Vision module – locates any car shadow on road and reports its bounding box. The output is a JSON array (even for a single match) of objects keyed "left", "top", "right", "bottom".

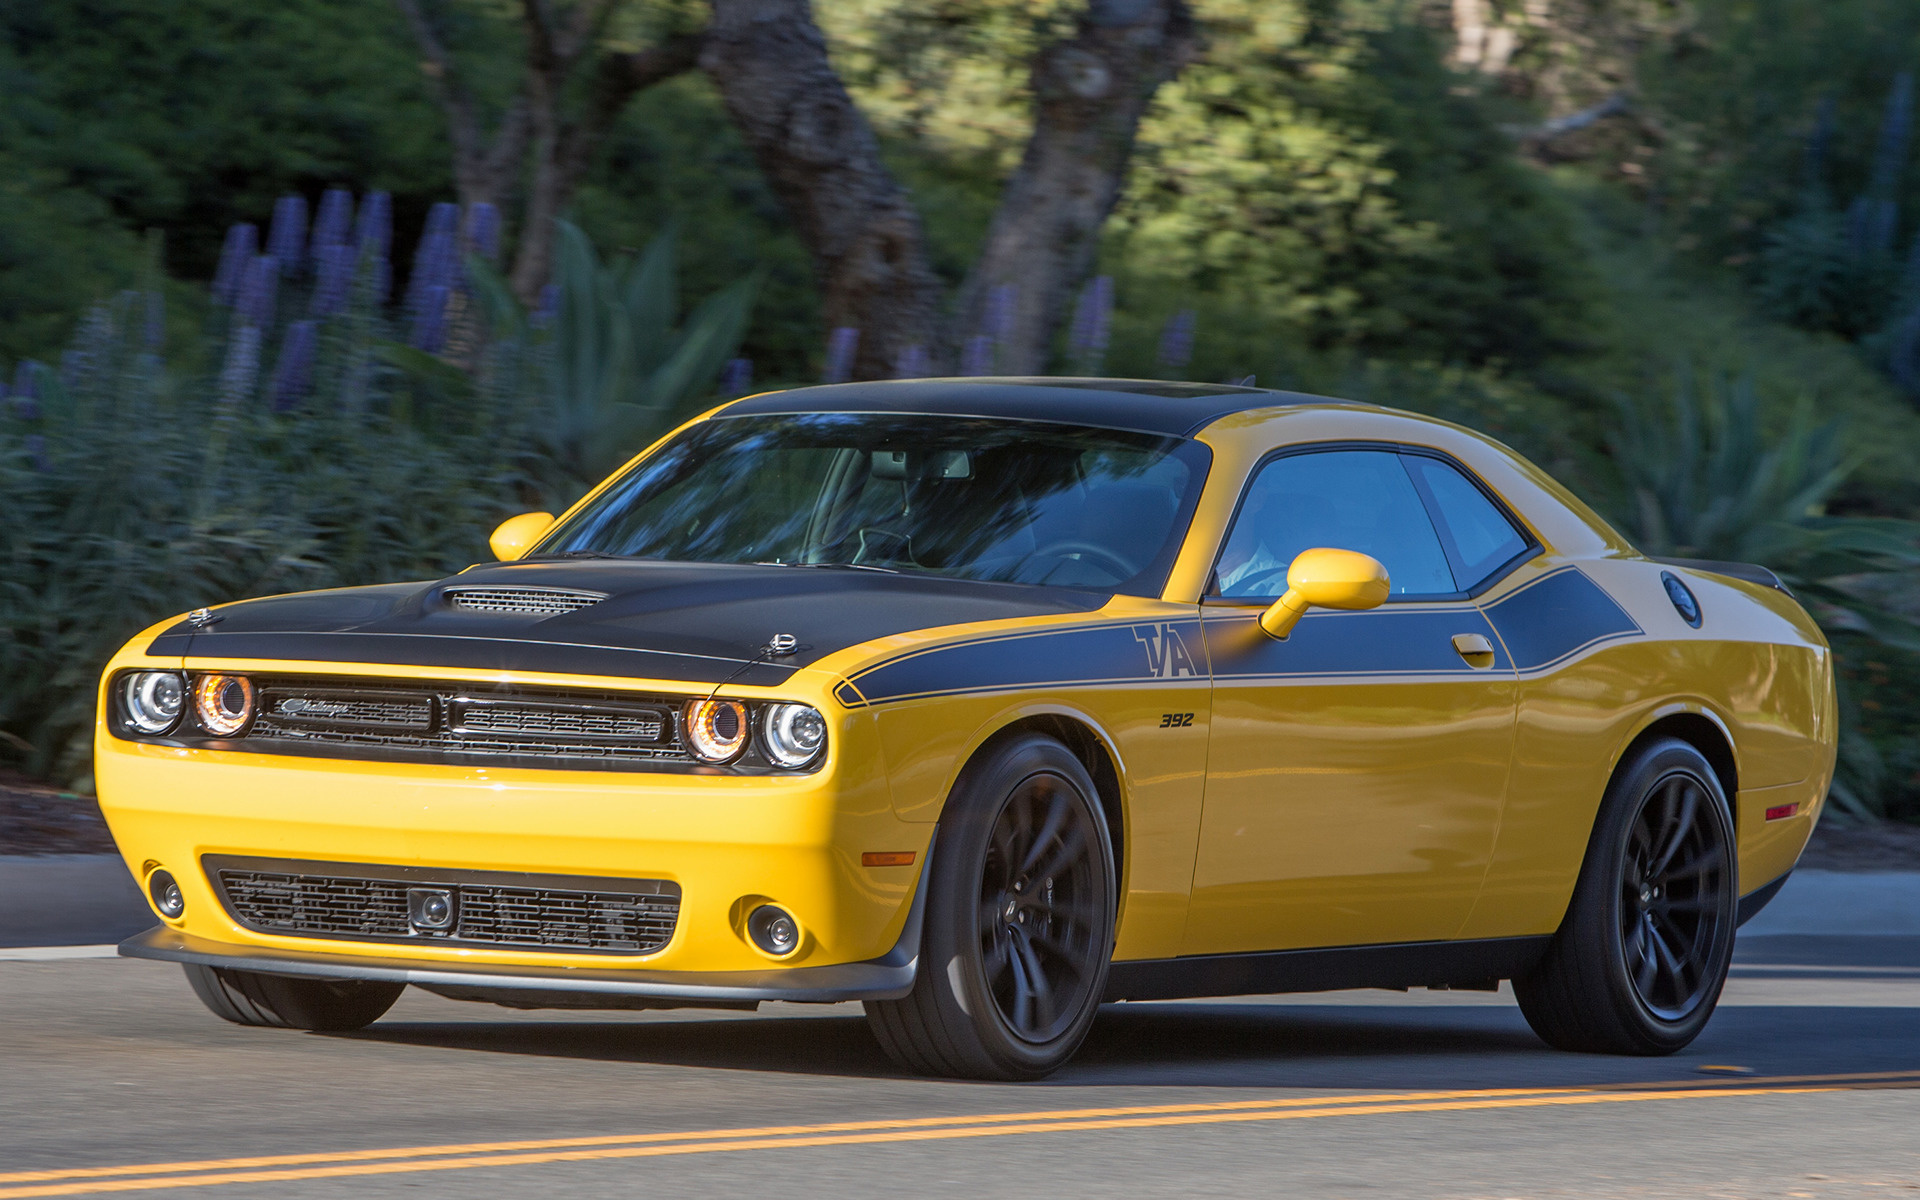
[{"left": 336, "top": 991, "right": 1920, "bottom": 1090}]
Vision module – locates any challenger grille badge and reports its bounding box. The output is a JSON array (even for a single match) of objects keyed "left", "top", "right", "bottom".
[{"left": 185, "top": 608, "right": 222, "bottom": 628}]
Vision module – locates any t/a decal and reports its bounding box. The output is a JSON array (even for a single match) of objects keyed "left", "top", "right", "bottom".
[{"left": 1133, "top": 623, "right": 1199, "bottom": 679}]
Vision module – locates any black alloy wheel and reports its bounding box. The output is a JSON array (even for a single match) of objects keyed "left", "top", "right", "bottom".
[
  {"left": 979, "top": 770, "right": 1108, "bottom": 1044},
  {"left": 1619, "top": 769, "right": 1730, "bottom": 1021},
  {"left": 866, "top": 733, "right": 1115, "bottom": 1080},
  {"left": 1515, "top": 737, "right": 1737, "bottom": 1055}
]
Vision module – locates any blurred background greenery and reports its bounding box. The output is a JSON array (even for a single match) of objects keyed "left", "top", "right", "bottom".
[{"left": 3, "top": 0, "right": 1919, "bottom": 822}]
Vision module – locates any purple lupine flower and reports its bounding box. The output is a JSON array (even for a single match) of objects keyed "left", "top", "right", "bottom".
[
  {"left": 310, "top": 188, "right": 354, "bottom": 260},
  {"left": 960, "top": 335, "right": 993, "bottom": 376},
  {"left": 465, "top": 202, "right": 501, "bottom": 263},
  {"left": 212, "top": 224, "right": 259, "bottom": 305},
  {"left": 218, "top": 324, "right": 263, "bottom": 407},
  {"left": 24, "top": 433, "right": 48, "bottom": 473},
  {"left": 356, "top": 191, "right": 392, "bottom": 257},
  {"left": 1157, "top": 309, "right": 1196, "bottom": 373},
  {"left": 1870, "top": 72, "right": 1915, "bottom": 200},
  {"left": 823, "top": 327, "right": 860, "bottom": 383},
  {"left": 236, "top": 255, "right": 280, "bottom": 329},
  {"left": 267, "top": 195, "right": 309, "bottom": 275},
  {"left": 271, "top": 321, "right": 319, "bottom": 412},
  {"left": 310, "top": 243, "right": 355, "bottom": 317},
  {"left": 893, "top": 344, "right": 930, "bottom": 379},
  {"left": 412, "top": 284, "right": 451, "bottom": 352},
  {"left": 406, "top": 204, "right": 460, "bottom": 316},
  {"left": 985, "top": 284, "right": 1017, "bottom": 345},
  {"left": 1068, "top": 275, "right": 1114, "bottom": 372},
  {"left": 720, "top": 357, "right": 753, "bottom": 395},
  {"left": 10, "top": 360, "right": 39, "bottom": 421},
  {"left": 531, "top": 283, "right": 561, "bottom": 330},
  {"left": 144, "top": 288, "right": 166, "bottom": 350}
]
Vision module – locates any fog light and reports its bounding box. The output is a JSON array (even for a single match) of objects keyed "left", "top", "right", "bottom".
[
  {"left": 407, "top": 887, "right": 457, "bottom": 933},
  {"left": 148, "top": 869, "right": 185, "bottom": 919},
  {"left": 746, "top": 904, "right": 800, "bottom": 957}
]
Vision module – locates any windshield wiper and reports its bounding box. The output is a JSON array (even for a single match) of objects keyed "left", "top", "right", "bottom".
[
  {"left": 524, "top": 549, "right": 631, "bottom": 561},
  {"left": 754, "top": 560, "right": 901, "bottom": 574}
]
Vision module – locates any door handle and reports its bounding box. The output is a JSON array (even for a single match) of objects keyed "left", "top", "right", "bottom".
[{"left": 1452, "top": 633, "right": 1497, "bottom": 668}]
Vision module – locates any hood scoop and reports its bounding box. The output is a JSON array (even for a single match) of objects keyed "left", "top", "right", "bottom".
[{"left": 442, "top": 585, "right": 609, "bottom": 616}]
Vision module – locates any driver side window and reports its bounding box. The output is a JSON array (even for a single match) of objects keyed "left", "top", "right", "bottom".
[{"left": 1215, "top": 449, "right": 1455, "bottom": 598}]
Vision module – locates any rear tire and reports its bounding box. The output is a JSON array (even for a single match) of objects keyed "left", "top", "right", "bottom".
[
  {"left": 184, "top": 965, "right": 404, "bottom": 1032},
  {"left": 866, "top": 734, "right": 1115, "bottom": 1080},
  {"left": 1514, "top": 738, "right": 1737, "bottom": 1055}
]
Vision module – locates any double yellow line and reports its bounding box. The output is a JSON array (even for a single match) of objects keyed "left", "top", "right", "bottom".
[{"left": 4, "top": 1071, "right": 1915, "bottom": 1198}]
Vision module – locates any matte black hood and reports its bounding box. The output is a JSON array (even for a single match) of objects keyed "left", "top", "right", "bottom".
[{"left": 145, "top": 560, "right": 1107, "bottom": 686}]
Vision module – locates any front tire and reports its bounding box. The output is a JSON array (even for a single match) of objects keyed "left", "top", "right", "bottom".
[
  {"left": 1514, "top": 738, "right": 1737, "bottom": 1054},
  {"left": 184, "top": 965, "right": 405, "bottom": 1032},
  {"left": 866, "top": 734, "right": 1115, "bottom": 1080}
]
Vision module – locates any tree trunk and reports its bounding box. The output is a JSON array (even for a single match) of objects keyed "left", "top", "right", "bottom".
[
  {"left": 700, "top": 0, "right": 945, "bottom": 381},
  {"left": 951, "top": 0, "right": 1198, "bottom": 376},
  {"left": 392, "top": 0, "right": 530, "bottom": 213},
  {"left": 399, "top": 0, "right": 700, "bottom": 304},
  {"left": 508, "top": 30, "right": 705, "bottom": 303}
]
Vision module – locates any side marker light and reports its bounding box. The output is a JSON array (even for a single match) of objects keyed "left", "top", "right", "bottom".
[
  {"left": 861, "top": 852, "right": 916, "bottom": 867},
  {"left": 1764, "top": 803, "right": 1799, "bottom": 821}
]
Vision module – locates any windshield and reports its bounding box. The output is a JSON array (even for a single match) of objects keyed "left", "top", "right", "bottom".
[{"left": 535, "top": 413, "right": 1211, "bottom": 595}]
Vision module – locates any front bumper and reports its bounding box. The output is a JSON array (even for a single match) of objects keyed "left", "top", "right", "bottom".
[
  {"left": 97, "top": 693, "right": 931, "bottom": 978},
  {"left": 121, "top": 851, "right": 927, "bottom": 1004}
]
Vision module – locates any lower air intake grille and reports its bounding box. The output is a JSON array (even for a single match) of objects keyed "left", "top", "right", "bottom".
[
  {"left": 443, "top": 586, "right": 607, "bottom": 616},
  {"left": 208, "top": 857, "right": 680, "bottom": 955}
]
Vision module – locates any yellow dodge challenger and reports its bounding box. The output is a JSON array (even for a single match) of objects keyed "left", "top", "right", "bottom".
[{"left": 97, "top": 378, "right": 1835, "bottom": 1080}]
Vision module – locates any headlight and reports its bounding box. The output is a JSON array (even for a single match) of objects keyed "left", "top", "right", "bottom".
[
  {"left": 761, "top": 703, "right": 826, "bottom": 768},
  {"left": 683, "top": 698, "right": 748, "bottom": 763},
  {"left": 121, "top": 671, "right": 186, "bottom": 735},
  {"left": 193, "top": 674, "right": 256, "bottom": 737}
]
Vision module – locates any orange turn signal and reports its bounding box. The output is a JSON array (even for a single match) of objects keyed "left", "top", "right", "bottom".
[{"left": 861, "top": 851, "right": 916, "bottom": 868}]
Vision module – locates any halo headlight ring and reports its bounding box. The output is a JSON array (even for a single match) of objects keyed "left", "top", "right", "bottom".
[
  {"left": 120, "top": 671, "right": 188, "bottom": 736},
  {"left": 683, "top": 698, "right": 749, "bottom": 763},
  {"left": 193, "top": 674, "right": 257, "bottom": 738},
  {"left": 761, "top": 703, "right": 827, "bottom": 769}
]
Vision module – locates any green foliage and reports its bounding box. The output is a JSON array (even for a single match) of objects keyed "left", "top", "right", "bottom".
[
  {"left": 0, "top": 0, "right": 450, "bottom": 281},
  {"left": 1606, "top": 369, "right": 1920, "bottom": 821},
  {"left": 469, "top": 219, "right": 756, "bottom": 505},
  {"left": 0, "top": 285, "right": 519, "bottom": 786},
  {"left": 571, "top": 77, "right": 821, "bottom": 383}
]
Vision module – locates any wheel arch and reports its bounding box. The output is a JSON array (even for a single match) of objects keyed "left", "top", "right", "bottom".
[
  {"left": 947, "top": 711, "right": 1128, "bottom": 909},
  {"left": 1614, "top": 705, "right": 1740, "bottom": 832}
]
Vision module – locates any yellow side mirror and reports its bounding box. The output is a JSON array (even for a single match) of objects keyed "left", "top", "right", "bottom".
[
  {"left": 1259, "top": 548, "right": 1391, "bottom": 640},
  {"left": 488, "top": 511, "right": 555, "bottom": 562}
]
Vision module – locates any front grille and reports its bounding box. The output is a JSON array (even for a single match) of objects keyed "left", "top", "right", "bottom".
[
  {"left": 242, "top": 676, "right": 688, "bottom": 767},
  {"left": 452, "top": 699, "right": 664, "bottom": 742},
  {"left": 443, "top": 586, "right": 606, "bottom": 616},
  {"left": 209, "top": 857, "right": 680, "bottom": 955}
]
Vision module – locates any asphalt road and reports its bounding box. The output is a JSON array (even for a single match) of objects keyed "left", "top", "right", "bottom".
[{"left": 2, "top": 929, "right": 1918, "bottom": 1199}]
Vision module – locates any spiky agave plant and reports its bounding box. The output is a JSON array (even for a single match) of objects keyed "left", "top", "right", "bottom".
[
  {"left": 1608, "top": 368, "right": 1920, "bottom": 819},
  {"left": 468, "top": 220, "right": 757, "bottom": 506}
]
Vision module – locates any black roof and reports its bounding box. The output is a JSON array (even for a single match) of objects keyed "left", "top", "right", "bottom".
[{"left": 721, "top": 377, "right": 1359, "bottom": 437}]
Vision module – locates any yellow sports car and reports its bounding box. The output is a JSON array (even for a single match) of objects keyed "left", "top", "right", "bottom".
[{"left": 98, "top": 378, "right": 1834, "bottom": 1079}]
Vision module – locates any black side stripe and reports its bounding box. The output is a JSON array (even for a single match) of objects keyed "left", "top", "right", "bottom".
[
  {"left": 1480, "top": 566, "right": 1642, "bottom": 671},
  {"left": 836, "top": 619, "right": 1208, "bottom": 709}
]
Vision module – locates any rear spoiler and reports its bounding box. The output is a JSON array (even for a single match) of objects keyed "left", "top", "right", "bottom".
[{"left": 1648, "top": 557, "right": 1793, "bottom": 598}]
